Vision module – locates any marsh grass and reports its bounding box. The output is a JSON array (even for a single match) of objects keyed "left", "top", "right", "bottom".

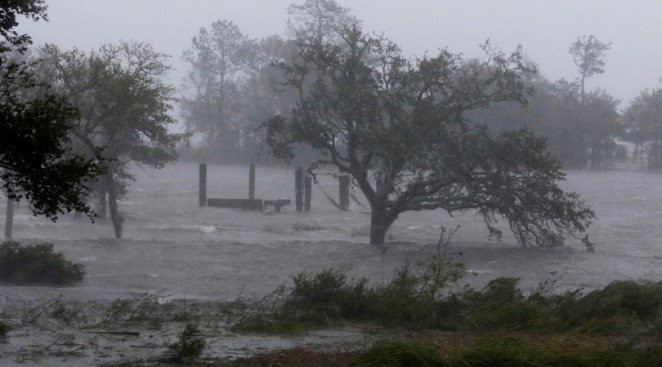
[
  {"left": 217, "top": 336, "right": 662, "bottom": 367},
  {"left": 353, "top": 340, "right": 448, "bottom": 367},
  {"left": 232, "top": 261, "right": 662, "bottom": 340}
]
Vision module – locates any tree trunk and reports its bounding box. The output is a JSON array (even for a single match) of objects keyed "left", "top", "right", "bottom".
[
  {"left": 98, "top": 183, "right": 108, "bottom": 219},
  {"left": 590, "top": 141, "right": 601, "bottom": 169},
  {"left": 4, "top": 196, "right": 13, "bottom": 240},
  {"left": 369, "top": 209, "right": 392, "bottom": 246},
  {"left": 106, "top": 173, "right": 123, "bottom": 238}
]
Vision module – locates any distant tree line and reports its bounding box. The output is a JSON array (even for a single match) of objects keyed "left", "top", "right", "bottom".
[{"left": 178, "top": 3, "right": 662, "bottom": 171}]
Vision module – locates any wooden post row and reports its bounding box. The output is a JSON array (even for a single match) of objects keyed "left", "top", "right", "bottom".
[
  {"left": 304, "top": 175, "right": 312, "bottom": 212},
  {"left": 249, "top": 164, "right": 256, "bottom": 199},
  {"left": 295, "top": 167, "right": 304, "bottom": 212},
  {"left": 199, "top": 163, "right": 207, "bottom": 207}
]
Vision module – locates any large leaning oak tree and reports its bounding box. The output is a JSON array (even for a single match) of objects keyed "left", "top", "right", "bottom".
[{"left": 264, "top": 27, "right": 595, "bottom": 248}]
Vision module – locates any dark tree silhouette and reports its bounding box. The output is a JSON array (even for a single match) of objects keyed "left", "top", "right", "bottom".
[
  {"left": 1, "top": 0, "right": 102, "bottom": 221},
  {"left": 264, "top": 27, "right": 595, "bottom": 248}
]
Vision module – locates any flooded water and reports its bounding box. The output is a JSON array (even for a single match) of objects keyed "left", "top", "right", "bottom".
[{"left": 2, "top": 161, "right": 662, "bottom": 302}]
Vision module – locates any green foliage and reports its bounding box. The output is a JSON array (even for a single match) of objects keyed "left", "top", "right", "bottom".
[
  {"left": 285, "top": 267, "right": 374, "bottom": 322},
  {"left": 559, "top": 280, "right": 662, "bottom": 333},
  {"left": 163, "top": 324, "right": 206, "bottom": 363},
  {"left": 1, "top": 1, "right": 103, "bottom": 220},
  {"left": 454, "top": 339, "right": 536, "bottom": 367},
  {"left": 623, "top": 88, "right": 662, "bottom": 169},
  {"left": 234, "top": 258, "right": 662, "bottom": 339},
  {"left": 0, "top": 0, "right": 47, "bottom": 51},
  {"left": 0, "top": 319, "right": 9, "bottom": 336},
  {"left": 265, "top": 25, "right": 594, "bottom": 248},
  {"left": 570, "top": 35, "right": 611, "bottom": 102},
  {"left": 0, "top": 241, "right": 84, "bottom": 285},
  {"left": 41, "top": 42, "right": 185, "bottom": 237},
  {"left": 354, "top": 340, "right": 448, "bottom": 367},
  {"left": 181, "top": 19, "right": 260, "bottom": 155},
  {"left": 438, "top": 277, "right": 550, "bottom": 330}
]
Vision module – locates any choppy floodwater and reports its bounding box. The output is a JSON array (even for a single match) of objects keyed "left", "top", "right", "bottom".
[{"left": 2, "top": 161, "right": 662, "bottom": 302}]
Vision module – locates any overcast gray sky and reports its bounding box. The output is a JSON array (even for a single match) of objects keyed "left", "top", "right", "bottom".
[{"left": 17, "top": 0, "right": 662, "bottom": 108}]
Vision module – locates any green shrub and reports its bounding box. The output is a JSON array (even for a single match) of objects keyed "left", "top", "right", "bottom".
[
  {"left": 0, "top": 320, "right": 9, "bottom": 336},
  {"left": 232, "top": 257, "right": 662, "bottom": 337},
  {"left": 548, "top": 280, "right": 662, "bottom": 334},
  {"left": 451, "top": 339, "right": 662, "bottom": 367},
  {"left": 284, "top": 267, "right": 375, "bottom": 323},
  {"left": 454, "top": 339, "right": 534, "bottom": 367},
  {"left": 372, "top": 263, "right": 439, "bottom": 326},
  {"left": 162, "top": 324, "right": 206, "bottom": 363},
  {"left": 578, "top": 281, "right": 662, "bottom": 322},
  {"left": 436, "top": 278, "right": 551, "bottom": 331},
  {"left": 354, "top": 340, "right": 448, "bottom": 367},
  {"left": 0, "top": 241, "right": 85, "bottom": 285}
]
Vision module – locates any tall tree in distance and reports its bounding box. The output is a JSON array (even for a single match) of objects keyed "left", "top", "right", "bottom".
[
  {"left": 181, "top": 20, "right": 257, "bottom": 156},
  {"left": 264, "top": 27, "right": 594, "bottom": 248},
  {"left": 42, "top": 42, "right": 184, "bottom": 238},
  {"left": 569, "top": 35, "right": 617, "bottom": 169},
  {"left": 287, "top": 0, "right": 360, "bottom": 44},
  {"left": 1, "top": 0, "right": 102, "bottom": 222},
  {"left": 569, "top": 35, "right": 611, "bottom": 104}
]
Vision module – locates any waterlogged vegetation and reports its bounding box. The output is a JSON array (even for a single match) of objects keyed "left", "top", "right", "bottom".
[
  {"left": 0, "top": 319, "right": 9, "bottom": 337},
  {"left": 1, "top": 231, "right": 662, "bottom": 365},
  {"left": 83, "top": 261, "right": 662, "bottom": 366},
  {"left": 231, "top": 261, "right": 662, "bottom": 338},
  {"left": 207, "top": 267, "right": 662, "bottom": 367},
  {"left": 0, "top": 241, "right": 85, "bottom": 285},
  {"left": 1, "top": 243, "right": 662, "bottom": 365}
]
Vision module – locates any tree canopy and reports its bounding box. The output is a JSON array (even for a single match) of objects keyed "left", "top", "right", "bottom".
[
  {"left": 264, "top": 26, "right": 595, "bottom": 248},
  {"left": 569, "top": 35, "right": 611, "bottom": 104},
  {"left": 0, "top": 0, "right": 47, "bottom": 51},
  {"left": 1, "top": 0, "right": 102, "bottom": 220},
  {"left": 623, "top": 87, "right": 662, "bottom": 169},
  {"left": 181, "top": 20, "right": 257, "bottom": 156},
  {"left": 41, "top": 42, "right": 184, "bottom": 237}
]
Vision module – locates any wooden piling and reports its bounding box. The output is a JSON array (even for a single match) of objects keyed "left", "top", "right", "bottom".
[
  {"left": 199, "top": 163, "right": 207, "bottom": 207},
  {"left": 339, "top": 174, "right": 350, "bottom": 211},
  {"left": 304, "top": 175, "right": 312, "bottom": 211},
  {"left": 295, "top": 167, "right": 304, "bottom": 212},
  {"left": 249, "top": 164, "right": 256, "bottom": 199}
]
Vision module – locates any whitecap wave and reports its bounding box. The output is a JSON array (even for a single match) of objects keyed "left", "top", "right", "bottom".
[{"left": 153, "top": 224, "right": 216, "bottom": 233}]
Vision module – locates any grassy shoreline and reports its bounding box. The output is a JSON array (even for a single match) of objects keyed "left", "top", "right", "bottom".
[{"left": 2, "top": 257, "right": 662, "bottom": 366}]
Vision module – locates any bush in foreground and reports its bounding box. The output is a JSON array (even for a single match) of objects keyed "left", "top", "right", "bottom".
[
  {"left": 0, "top": 320, "right": 9, "bottom": 337},
  {"left": 218, "top": 338, "right": 662, "bottom": 367},
  {"left": 233, "top": 260, "right": 662, "bottom": 339},
  {"left": 162, "top": 324, "right": 206, "bottom": 363},
  {"left": 354, "top": 340, "right": 448, "bottom": 367},
  {"left": 0, "top": 241, "right": 85, "bottom": 285}
]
